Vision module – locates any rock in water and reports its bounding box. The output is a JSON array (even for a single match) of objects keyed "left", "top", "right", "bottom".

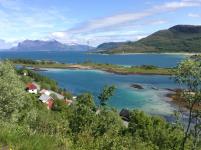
[{"left": 130, "top": 84, "right": 144, "bottom": 89}]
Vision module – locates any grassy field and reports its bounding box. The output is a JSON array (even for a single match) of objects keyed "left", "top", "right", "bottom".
[{"left": 81, "top": 63, "right": 173, "bottom": 75}]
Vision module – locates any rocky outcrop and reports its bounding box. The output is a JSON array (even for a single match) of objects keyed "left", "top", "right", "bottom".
[
  {"left": 119, "top": 109, "right": 130, "bottom": 121},
  {"left": 131, "top": 84, "right": 144, "bottom": 89}
]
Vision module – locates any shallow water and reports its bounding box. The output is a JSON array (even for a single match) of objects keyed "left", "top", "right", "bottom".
[{"left": 40, "top": 69, "right": 180, "bottom": 116}]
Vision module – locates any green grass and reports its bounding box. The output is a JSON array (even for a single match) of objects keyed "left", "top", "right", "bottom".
[
  {"left": 0, "top": 122, "right": 69, "bottom": 150},
  {"left": 82, "top": 63, "right": 173, "bottom": 75},
  {"left": 16, "top": 62, "right": 72, "bottom": 68},
  {"left": 14, "top": 62, "right": 173, "bottom": 75},
  {"left": 97, "top": 25, "right": 201, "bottom": 54}
]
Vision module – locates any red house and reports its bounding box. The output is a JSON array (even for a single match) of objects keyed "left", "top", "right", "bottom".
[
  {"left": 47, "top": 99, "right": 54, "bottom": 109},
  {"left": 26, "top": 83, "right": 38, "bottom": 94}
]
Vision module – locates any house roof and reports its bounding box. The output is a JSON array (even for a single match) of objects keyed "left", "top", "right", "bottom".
[
  {"left": 26, "top": 83, "right": 37, "bottom": 90},
  {"left": 32, "top": 82, "right": 40, "bottom": 90},
  {"left": 40, "top": 89, "right": 50, "bottom": 95},
  {"left": 39, "top": 94, "right": 53, "bottom": 103},
  {"left": 49, "top": 90, "right": 64, "bottom": 100}
]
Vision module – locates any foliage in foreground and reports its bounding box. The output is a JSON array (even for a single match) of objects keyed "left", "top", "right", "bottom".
[
  {"left": 0, "top": 61, "right": 198, "bottom": 149},
  {"left": 173, "top": 57, "right": 201, "bottom": 150}
]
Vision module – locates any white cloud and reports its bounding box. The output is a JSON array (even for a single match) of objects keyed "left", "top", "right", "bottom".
[
  {"left": 0, "top": 39, "right": 17, "bottom": 49},
  {"left": 142, "top": 19, "right": 168, "bottom": 25},
  {"left": 188, "top": 13, "right": 201, "bottom": 17},
  {"left": 51, "top": 32, "right": 67, "bottom": 39},
  {"left": 66, "top": 0, "right": 201, "bottom": 34},
  {"left": 49, "top": 0, "right": 201, "bottom": 46},
  {"left": 157, "top": 1, "right": 201, "bottom": 10},
  {"left": 0, "top": 0, "right": 75, "bottom": 43},
  {"left": 69, "top": 12, "right": 150, "bottom": 34},
  {"left": 1, "top": 0, "right": 201, "bottom": 46}
]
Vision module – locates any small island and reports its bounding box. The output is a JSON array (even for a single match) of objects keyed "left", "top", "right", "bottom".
[{"left": 11, "top": 59, "right": 174, "bottom": 76}]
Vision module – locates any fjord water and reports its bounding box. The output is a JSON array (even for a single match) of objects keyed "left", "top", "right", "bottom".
[
  {"left": 0, "top": 51, "right": 187, "bottom": 116},
  {"left": 40, "top": 69, "right": 179, "bottom": 116},
  {"left": 0, "top": 51, "right": 185, "bottom": 67}
]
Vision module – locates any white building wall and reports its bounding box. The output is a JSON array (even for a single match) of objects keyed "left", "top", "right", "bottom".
[{"left": 28, "top": 89, "right": 38, "bottom": 94}]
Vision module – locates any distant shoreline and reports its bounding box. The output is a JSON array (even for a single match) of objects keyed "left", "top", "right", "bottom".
[
  {"left": 94, "top": 52, "right": 201, "bottom": 56},
  {"left": 14, "top": 62, "right": 173, "bottom": 76},
  {"left": 0, "top": 50, "right": 198, "bottom": 56}
]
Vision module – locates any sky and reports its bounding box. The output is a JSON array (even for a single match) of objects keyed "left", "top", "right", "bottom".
[{"left": 0, "top": 0, "right": 201, "bottom": 48}]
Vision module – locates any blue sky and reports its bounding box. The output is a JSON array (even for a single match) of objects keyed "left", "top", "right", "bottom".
[{"left": 0, "top": 0, "right": 201, "bottom": 48}]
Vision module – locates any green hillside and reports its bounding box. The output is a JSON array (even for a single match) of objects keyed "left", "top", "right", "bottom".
[
  {"left": 0, "top": 61, "right": 191, "bottom": 149},
  {"left": 97, "top": 25, "right": 201, "bottom": 54}
]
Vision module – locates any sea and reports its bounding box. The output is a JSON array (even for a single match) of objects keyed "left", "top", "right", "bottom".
[{"left": 0, "top": 51, "right": 188, "bottom": 117}]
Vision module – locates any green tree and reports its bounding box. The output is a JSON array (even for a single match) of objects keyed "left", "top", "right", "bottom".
[
  {"left": 174, "top": 58, "right": 201, "bottom": 150},
  {"left": 52, "top": 99, "right": 66, "bottom": 112},
  {"left": 128, "top": 110, "right": 185, "bottom": 150},
  {"left": 76, "top": 93, "right": 96, "bottom": 110},
  {"left": 63, "top": 91, "right": 73, "bottom": 99},
  {"left": 98, "top": 85, "right": 116, "bottom": 106},
  {"left": 69, "top": 93, "right": 96, "bottom": 136},
  {"left": 69, "top": 102, "right": 96, "bottom": 136},
  {"left": 0, "top": 61, "right": 32, "bottom": 122}
]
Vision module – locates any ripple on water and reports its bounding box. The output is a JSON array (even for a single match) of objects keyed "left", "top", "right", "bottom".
[{"left": 109, "top": 85, "right": 176, "bottom": 115}]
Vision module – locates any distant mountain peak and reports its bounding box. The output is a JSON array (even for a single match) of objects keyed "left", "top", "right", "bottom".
[
  {"left": 169, "top": 25, "right": 201, "bottom": 33},
  {"left": 97, "top": 24, "right": 201, "bottom": 53},
  {"left": 9, "top": 40, "right": 94, "bottom": 52}
]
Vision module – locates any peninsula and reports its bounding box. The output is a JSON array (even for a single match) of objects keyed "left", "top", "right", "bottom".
[{"left": 11, "top": 59, "right": 173, "bottom": 75}]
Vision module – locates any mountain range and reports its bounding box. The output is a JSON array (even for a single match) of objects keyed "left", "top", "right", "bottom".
[
  {"left": 1, "top": 25, "right": 201, "bottom": 53},
  {"left": 6, "top": 40, "right": 93, "bottom": 52},
  {"left": 97, "top": 25, "right": 201, "bottom": 54}
]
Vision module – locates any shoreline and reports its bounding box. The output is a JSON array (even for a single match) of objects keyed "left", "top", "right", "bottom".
[
  {"left": 165, "top": 89, "right": 201, "bottom": 110},
  {"left": 15, "top": 59, "right": 193, "bottom": 112},
  {"left": 16, "top": 63, "right": 173, "bottom": 76},
  {"left": 92, "top": 52, "right": 200, "bottom": 56}
]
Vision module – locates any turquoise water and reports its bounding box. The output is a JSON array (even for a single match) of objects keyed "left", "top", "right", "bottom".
[
  {"left": 0, "top": 51, "right": 185, "bottom": 116},
  {"left": 0, "top": 51, "right": 186, "bottom": 67},
  {"left": 40, "top": 68, "right": 180, "bottom": 116}
]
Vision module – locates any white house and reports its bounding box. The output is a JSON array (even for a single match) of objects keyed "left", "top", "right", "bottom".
[
  {"left": 39, "top": 94, "right": 54, "bottom": 109},
  {"left": 26, "top": 83, "right": 38, "bottom": 94},
  {"left": 49, "top": 90, "right": 64, "bottom": 100},
  {"left": 39, "top": 94, "right": 53, "bottom": 103},
  {"left": 40, "top": 89, "right": 51, "bottom": 96}
]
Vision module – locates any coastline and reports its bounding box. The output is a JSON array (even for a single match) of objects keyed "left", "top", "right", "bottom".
[
  {"left": 15, "top": 59, "right": 193, "bottom": 113},
  {"left": 166, "top": 89, "right": 201, "bottom": 110},
  {"left": 92, "top": 52, "right": 200, "bottom": 56},
  {"left": 15, "top": 63, "right": 173, "bottom": 76}
]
